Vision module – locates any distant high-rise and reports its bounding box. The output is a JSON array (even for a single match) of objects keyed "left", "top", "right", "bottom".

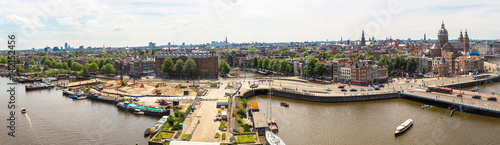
[
  {"left": 64, "top": 42, "right": 68, "bottom": 50},
  {"left": 225, "top": 36, "right": 228, "bottom": 49},
  {"left": 360, "top": 30, "right": 366, "bottom": 46},
  {"left": 423, "top": 33, "right": 426, "bottom": 42}
]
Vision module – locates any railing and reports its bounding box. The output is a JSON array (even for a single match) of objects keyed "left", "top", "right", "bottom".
[
  {"left": 402, "top": 93, "right": 500, "bottom": 112},
  {"left": 251, "top": 86, "right": 398, "bottom": 97}
]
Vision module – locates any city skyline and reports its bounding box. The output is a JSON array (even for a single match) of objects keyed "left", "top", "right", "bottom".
[{"left": 1, "top": 0, "right": 499, "bottom": 50}]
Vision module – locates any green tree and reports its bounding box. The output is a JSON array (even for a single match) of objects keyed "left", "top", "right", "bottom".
[
  {"left": 62, "top": 62, "right": 69, "bottom": 70},
  {"left": 105, "top": 58, "right": 114, "bottom": 66},
  {"left": 305, "top": 57, "right": 319, "bottom": 77},
  {"left": 366, "top": 55, "right": 377, "bottom": 61},
  {"left": 300, "top": 48, "right": 307, "bottom": 51},
  {"left": 161, "top": 57, "right": 174, "bottom": 76},
  {"left": 282, "top": 47, "right": 289, "bottom": 51},
  {"left": 100, "top": 63, "right": 116, "bottom": 74},
  {"left": 333, "top": 53, "right": 346, "bottom": 58},
  {"left": 71, "top": 62, "right": 83, "bottom": 71},
  {"left": 43, "top": 65, "right": 49, "bottom": 72},
  {"left": 16, "top": 58, "right": 21, "bottom": 64},
  {"left": 86, "top": 63, "right": 99, "bottom": 72},
  {"left": 354, "top": 54, "right": 365, "bottom": 61},
  {"left": 66, "top": 58, "right": 73, "bottom": 68},
  {"left": 263, "top": 58, "right": 270, "bottom": 70},
  {"left": 406, "top": 58, "right": 417, "bottom": 73},
  {"left": 378, "top": 55, "right": 390, "bottom": 65},
  {"left": 0, "top": 57, "right": 8, "bottom": 63},
  {"left": 139, "top": 50, "right": 145, "bottom": 55},
  {"left": 218, "top": 59, "right": 231, "bottom": 76},
  {"left": 230, "top": 51, "right": 236, "bottom": 55},
  {"left": 174, "top": 59, "right": 184, "bottom": 77},
  {"left": 183, "top": 58, "right": 196, "bottom": 77},
  {"left": 421, "top": 66, "right": 426, "bottom": 74},
  {"left": 80, "top": 67, "right": 89, "bottom": 76},
  {"left": 55, "top": 62, "right": 62, "bottom": 69},
  {"left": 29, "top": 59, "right": 36, "bottom": 65},
  {"left": 16, "top": 66, "right": 24, "bottom": 73},
  {"left": 289, "top": 53, "right": 300, "bottom": 58},
  {"left": 252, "top": 57, "right": 259, "bottom": 68},
  {"left": 315, "top": 62, "right": 327, "bottom": 77}
]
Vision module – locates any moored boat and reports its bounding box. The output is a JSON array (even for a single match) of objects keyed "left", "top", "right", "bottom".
[
  {"left": 280, "top": 102, "right": 289, "bottom": 107},
  {"left": 21, "top": 108, "right": 27, "bottom": 114},
  {"left": 267, "top": 118, "right": 279, "bottom": 132},
  {"left": 471, "top": 87, "right": 479, "bottom": 92},
  {"left": 25, "top": 83, "right": 55, "bottom": 90},
  {"left": 134, "top": 109, "right": 144, "bottom": 115},
  {"left": 421, "top": 105, "right": 431, "bottom": 109},
  {"left": 265, "top": 130, "right": 286, "bottom": 145},
  {"left": 144, "top": 128, "right": 151, "bottom": 136},
  {"left": 395, "top": 119, "right": 413, "bottom": 136},
  {"left": 69, "top": 95, "right": 78, "bottom": 99}
]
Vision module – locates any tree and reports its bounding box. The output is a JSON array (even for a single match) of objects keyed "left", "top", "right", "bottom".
[
  {"left": 305, "top": 57, "right": 319, "bottom": 77},
  {"left": 378, "top": 55, "right": 390, "bottom": 65},
  {"left": 43, "top": 65, "right": 49, "bottom": 72},
  {"left": 354, "top": 54, "right": 365, "bottom": 61},
  {"left": 16, "top": 58, "right": 21, "bottom": 64},
  {"left": 289, "top": 53, "right": 300, "bottom": 58},
  {"left": 218, "top": 59, "right": 231, "bottom": 76},
  {"left": 421, "top": 66, "right": 426, "bottom": 74},
  {"left": 282, "top": 47, "right": 289, "bottom": 51},
  {"left": 333, "top": 53, "right": 346, "bottom": 58},
  {"left": 366, "top": 55, "right": 377, "bottom": 61},
  {"left": 139, "top": 50, "right": 145, "bottom": 55},
  {"left": 252, "top": 57, "right": 259, "bottom": 68},
  {"left": 29, "top": 59, "right": 36, "bottom": 65},
  {"left": 62, "top": 62, "right": 69, "bottom": 70},
  {"left": 86, "top": 63, "right": 99, "bottom": 72},
  {"left": 230, "top": 51, "right": 236, "bottom": 55},
  {"left": 263, "top": 58, "right": 270, "bottom": 70},
  {"left": 300, "top": 48, "right": 307, "bottom": 51},
  {"left": 174, "top": 59, "right": 184, "bottom": 77},
  {"left": 315, "top": 62, "right": 328, "bottom": 77},
  {"left": 0, "top": 57, "right": 7, "bottom": 63},
  {"left": 183, "top": 58, "right": 196, "bottom": 77},
  {"left": 71, "top": 62, "right": 83, "bottom": 71},
  {"left": 105, "top": 58, "right": 114, "bottom": 66},
  {"left": 319, "top": 52, "right": 333, "bottom": 60},
  {"left": 55, "top": 62, "right": 62, "bottom": 69},
  {"left": 16, "top": 66, "right": 24, "bottom": 73},
  {"left": 66, "top": 58, "right": 73, "bottom": 68},
  {"left": 101, "top": 63, "right": 116, "bottom": 74},
  {"left": 161, "top": 57, "right": 174, "bottom": 76},
  {"left": 80, "top": 67, "right": 89, "bottom": 76},
  {"left": 406, "top": 58, "right": 417, "bottom": 73}
]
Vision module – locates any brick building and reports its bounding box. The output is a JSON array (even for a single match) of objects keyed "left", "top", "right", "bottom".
[{"left": 154, "top": 51, "right": 218, "bottom": 79}]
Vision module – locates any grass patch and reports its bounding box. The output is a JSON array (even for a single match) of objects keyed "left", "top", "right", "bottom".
[
  {"left": 219, "top": 121, "right": 227, "bottom": 130},
  {"left": 236, "top": 134, "right": 255, "bottom": 143},
  {"left": 162, "top": 124, "right": 170, "bottom": 131},
  {"left": 180, "top": 134, "right": 192, "bottom": 140},
  {"left": 151, "top": 135, "right": 162, "bottom": 142},
  {"left": 159, "top": 132, "right": 173, "bottom": 139}
]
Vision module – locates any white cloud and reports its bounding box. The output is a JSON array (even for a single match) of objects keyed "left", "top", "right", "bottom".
[
  {"left": 56, "top": 17, "right": 82, "bottom": 28},
  {"left": 6, "top": 14, "right": 29, "bottom": 25}
]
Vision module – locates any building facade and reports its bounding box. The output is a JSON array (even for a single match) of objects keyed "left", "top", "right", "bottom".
[{"left": 154, "top": 51, "right": 218, "bottom": 79}]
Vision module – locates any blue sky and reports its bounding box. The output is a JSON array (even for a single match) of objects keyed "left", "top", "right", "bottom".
[{"left": 0, "top": 0, "right": 499, "bottom": 50}]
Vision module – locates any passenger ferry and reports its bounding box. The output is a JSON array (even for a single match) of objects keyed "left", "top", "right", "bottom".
[
  {"left": 265, "top": 130, "right": 286, "bottom": 145},
  {"left": 395, "top": 119, "right": 413, "bottom": 136}
]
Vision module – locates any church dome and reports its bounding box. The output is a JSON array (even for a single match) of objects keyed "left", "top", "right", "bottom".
[{"left": 438, "top": 21, "right": 448, "bottom": 35}]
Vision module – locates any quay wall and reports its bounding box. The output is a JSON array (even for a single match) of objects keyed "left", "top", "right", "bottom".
[
  {"left": 401, "top": 93, "right": 500, "bottom": 118},
  {"left": 443, "top": 75, "right": 500, "bottom": 89},
  {"left": 241, "top": 89, "right": 400, "bottom": 103}
]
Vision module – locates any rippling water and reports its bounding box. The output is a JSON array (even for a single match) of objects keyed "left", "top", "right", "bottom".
[
  {"left": 0, "top": 77, "right": 158, "bottom": 145},
  {"left": 249, "top": 95, "right": 500, "bottom": 145}
]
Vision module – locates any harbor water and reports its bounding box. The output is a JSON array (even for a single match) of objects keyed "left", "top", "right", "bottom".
[
  {"left": 0, "top": 77, "right": 158, "bottom": 144},
  {"left": 249, "top": 95, "right": 500, "bottom": 145}
]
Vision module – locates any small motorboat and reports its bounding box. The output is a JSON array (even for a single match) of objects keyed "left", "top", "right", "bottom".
[
  {"left": 69, "top": 95, "right": 78, "bottom": 99},
  {"left": 421, "top": 105, "right": 431, "bottom": 109},
  {"left": 144, "top": 128, "right": 151, "bottom": 136},
  {"left": 280, "top": 102, "right": 289, "bottom": 107},
  {"left": 134, "top": 109, "right": 144, "bottom": 115},
  {"left": 21, "top": 108, "right": 27, "bottom": 114},
  {"left": 471, "top": 87, "right": 479, "bottom": 92},
  {"left": 395, "top": 119, "right": 413, "bottom": 136}
]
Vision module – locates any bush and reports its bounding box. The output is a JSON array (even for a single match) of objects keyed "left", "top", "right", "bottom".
[
  {"left": 159, "top": 132, "right": 173, "bottom": 139},
  {"left": 236, "top": 134, "right": 255, "bottom": 143},
  {"left": 237, "top": 119, "right": 243, "bottom": 126},
  {"left": 181, "top": 134, "right": 192, "bottom": 140},
  {"left": 222, "top": 133, "right": 226, "bottom": 140},
  {"left": 167, "top": 115, "right": 175, "bottom": 126},
  {"left": 237, "top": 108, "right": 246, "bottom": 118},
  {"left": 219, "top": 121, "right": 227, "bottom": 130},
  {"left": 215, "top": 133, "right": 220, "bottom": 138},
  {"left": 172, "top": 122, "right": 180, "bottom": 130},
  {"left": 243, "top": 123, "right": 250, "bottom": 132}
]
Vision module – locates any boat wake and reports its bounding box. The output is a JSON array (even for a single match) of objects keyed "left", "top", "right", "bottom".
[{"left": 24, "top": 114, "right": 34, "bottom": 131}]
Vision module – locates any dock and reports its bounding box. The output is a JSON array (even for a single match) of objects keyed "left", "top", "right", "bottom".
[{"left": 58, "top": 79, "right": 99, "bottom": 88}]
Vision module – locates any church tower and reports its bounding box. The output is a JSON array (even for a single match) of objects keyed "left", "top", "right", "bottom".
[
  {"left": 102, "top": 44, "right": 106, "bottom": 55},
  {"left": 225, "top": 36, "right": 228, "bottom": 49},
  {"left": 360, "top": 30, "right": 366, "bottom": 46},
  {"left": 458, "top": 30, "right": 464, "bottom": 43},
  {"left": 464, "top": 29, "right": 470, "bottom": 52},
  {"left": 437, "top": 20, "right": 449, "bottom": 48}
]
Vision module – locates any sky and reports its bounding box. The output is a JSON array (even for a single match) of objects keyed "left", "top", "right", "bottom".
[{"left": 0, "top": 0, "right": 499, "bottom": 50}]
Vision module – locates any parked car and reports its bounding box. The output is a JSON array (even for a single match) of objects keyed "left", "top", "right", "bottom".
[
  {"left": 374, "top": 87, "right": 380, "bottom": 90},
  {"left": 487, "top": 97, "right": 497, "bottom": 101},
  {"left": 350, "top": 89, "right": 357, "bottom": 92},
  {"left": 326, "top": 88, "right": 332, "bottom": 91},
  {"left": 457, "top": 94, "right": 463, "bottom": 97},
  {"left": 472, "top": 95, "right": 481, "bottom": 99},
  {"left": 408, "top": 89, "right": 414, "bottom": 92},
  {"left": 341, "top": 89, "right": 347, "bottom": 92},
  {"left": 360, "top": 88, "right": 365, "bottom": 91}
]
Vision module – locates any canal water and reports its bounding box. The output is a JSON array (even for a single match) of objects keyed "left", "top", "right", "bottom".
[
  {"left": 0, "top": 77, "right": 158, "bottom": 145},
  {"left": 249, "top": 95, "right": 500, "bottom": 145}
]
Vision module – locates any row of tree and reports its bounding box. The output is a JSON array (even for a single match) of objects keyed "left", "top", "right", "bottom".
[
  {"left": 161, "top": 57, "right": 197, "bottom": 78},
  {"left": 377, "top": 55, "right": 418, "bottom": 73},
  {"left": 251, "top": 57, "right": 293, "bottom": 74},
  {"left": 304, "top": 57, "right": 328, "bottom": 78},
  {"left": 0, "top": 57, "right": 21, "bottom": 64}
]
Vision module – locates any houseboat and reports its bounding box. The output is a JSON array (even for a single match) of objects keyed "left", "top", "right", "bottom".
[
  {"left": 267, "top": 118, "right": 279, "bottom": 132},
  {"left": 25, "top": 83, "right": 55, "bottom": 90},
  {"left": 395, "top": 119, "right": 413, "bottom": 136}
]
